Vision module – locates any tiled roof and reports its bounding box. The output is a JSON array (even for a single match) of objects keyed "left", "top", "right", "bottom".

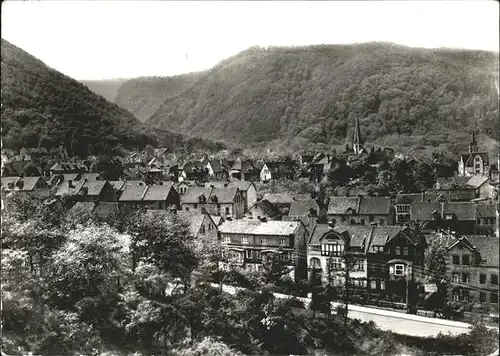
[
  {"left": 182, "top": 187, "right": 212, "bottom": 204},
  {"left": 20, "top": 177, "right": 44, "bottom": 191},
  {"left": 176, "top": 211, "right": 206, "bottom": 237},
  {"left": 373, "top": 226, "right": 408, "bottom": 246},
  {"left": 463, "top": 235, "right": 499, "bottom": 267},
  {"left": 62, "top": 173, "right": 81, "bottom": 182},
  {"left": 341, "top": 225, "right": 373, "bottom": 250},
  {"left": 208, "top": 160, "right": 226, "bottom": 174},
  {"left": 82, "top": 181, "right": 107, "bottom": 196},
  {"left": 463, "top": 153, "right": 489, "bottom": 167},
  {"left": 81, "top": 173, "right": 102, "bottom": 181},
  {"left": 142, "top": 182, "right": 174, "bottom": 201},
  {"left": 410, "top": 202, "right": 476, "bottom": 221},
  {"left": 202, "top": 182, "right": 227, "bottom": 189},
  {"left": 55, "top": 180, "right": 86, "bottom": 196},
  {"left": 308, "top": 223, "right": 334, "bottom": 245},
  {"left": 210, "top": 188, "right": 238, "bottom": 204},
  {"left": 475, "top": 202, "right": 497, "bottom": 218},
  {"left": 227, "top": 180, "right": 254, "bottom": 192},
  {"left": 109, "top": 181, "right": 126, "bottom": 191},
  {"left": 396, "top": 193, "right": 424, "bottom": 204},
  {"left": 466, "top": 175, "right": 489, "bottom": 188},
  {"left": 263, "top": 162, "right": 289, "bottom": 174},
  {"left": 1, "top": 177, "right": 20, "bottom": 190},
  {"left": 94, "top": 202, "right": 120, "bottom": 218},
  {"left": 327, "top": 197, "right": 360, "bottom": 215},
  {"left": 212, "top": 216, "right": 223, "bottom": 226},
  {"left": 262, "top": 193, "right": 295, "bottom": 205},
  {"left": 289, "top": 199, "right": 320, "bottom": 217},
  {"left": 247, "top": 199, "right": 282, "bottom": 218},
  {"left": 358, "top": 196, "right": 392, "bottom": 215},
  {"left": 118, "top": 183, "right": 148, "bottom": 201},
  {"left": 219, "top": 219, "right": 301, "bottom": 236}
]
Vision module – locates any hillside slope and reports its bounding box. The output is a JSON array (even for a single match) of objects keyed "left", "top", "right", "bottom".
[
  {"left": 113, "top": 73, "right": 204, "bottom": 122},
  {"left": 81, "top": 78, "right": 129, "bottom": 102},
  {"left": 1, "top": 39, "right": 224, "bottom": 156},
  {"left": 146, "top": 43, "right": 499, "bottom": 154}
]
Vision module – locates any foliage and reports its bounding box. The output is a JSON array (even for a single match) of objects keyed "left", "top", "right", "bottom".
[
  {"left": 145, "top": 43, "right": 499, "bottom": 153},
  {"left": 169, "top": 337, "right": 244, "bottom": 356},
  {"left": 424, "top": 235, "right": 449, "bottom": 283},
  {"left": 1, "top": 39, "right": 226, "bottom": 155}
]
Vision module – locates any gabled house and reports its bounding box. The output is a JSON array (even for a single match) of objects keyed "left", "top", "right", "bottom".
[
  {"left": 230, "top": 159, "right": 260, "bottom": 181},
  {"left": 395, "top": 192, "right": 449, "bottom": 225},
  {"left": 466, "top": 175, "right": 494, "bottom": 199},
  {"left": 244, "top": 199, "right": 282, "bottom": 221},
  {"left": 176, "top": 210, "right": 219, "bottom": 240},
  {"left": 259, "top": 161, "right": 289, "bottom": 182},
  {"left": 180, "top": 161, "right": 208, "bottom": 182},
  {"left": 118, "top": 181, "right": 149, "bottom": 208},
  {"left": 410, "top": 202, "right": 477, "bottom": 234},
  {"left": 78, "top": 180, "right": 116, "bottom": 202},
  {"left": 1, "top": 176, "right": 49, "bottom": 195},
  {"left": 475, "top": 202, "right": 498, "bottom": 236},
  {"left": 446, "top": 235, "right": 498, "bottom": 314},
  {"left": 262, "top": 193, "right": 311, "bottom": 215},
  {"left": 307, "top": 223, "right": 426, "bottom": 302},
  {"left": 142, "top": 182, "right": 180, "bottom": 210},
  {"left": 289, "top": 197, "right": 320, "bottom": 220},
  {"left": 49, "top": 162, "right": 87, "bottom": 175},
  {"left": 218, "top": 219, "right": 308, "bottom": 281},
  {"left": 327, "top": 196, "right": 395, "bottom": 226},
  {"left": 226, "top": 180, "right": 258, "bottom": 212},
  {"left": 47, "top": 173, "right": 83, "bottom": 187},
  {"left": 206, "top": 159, "right": 230, "bottom": 180},
  {"left": 181, "top": 186, "right": 245, "bottom": 219}
]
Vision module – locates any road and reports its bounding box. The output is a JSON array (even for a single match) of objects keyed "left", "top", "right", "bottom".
[{"left": 212, "top": 284, "right": 495, "bottom": 338}]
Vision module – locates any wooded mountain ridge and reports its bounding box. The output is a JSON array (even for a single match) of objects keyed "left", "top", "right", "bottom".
[
  {"left": 1, "top": 39, "right": 225, "bottom": 156},
  {"left": 84, "top": 42, "right": 499, "bottom": 156}
]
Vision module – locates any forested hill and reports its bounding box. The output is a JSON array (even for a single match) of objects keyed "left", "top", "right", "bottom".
[
  {"left": 113, "top": 73, "right": 205, "bottom": 122},
  {"left": 80, "top": 78, "right": 129, "bottom": 102},
  {"left": 1, "top": 39, "right": 225, "bottom": 156},
  {"left": 144, "top": 43, "right": 499, "bottom": 154}
]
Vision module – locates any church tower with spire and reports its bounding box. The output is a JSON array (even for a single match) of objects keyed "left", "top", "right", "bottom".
[
  {"left": 469, "top": 131, "right": 479, "bottom": 153},
  {"left": 353, "top": 113, "right": 364, "bottom": 154}
]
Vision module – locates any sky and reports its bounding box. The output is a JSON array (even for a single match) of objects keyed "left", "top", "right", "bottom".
[{"left": 2, "top": 1, "right": 499, "bottom": 80}]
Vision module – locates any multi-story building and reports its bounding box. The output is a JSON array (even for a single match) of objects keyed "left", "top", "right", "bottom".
[
  {"left": 327, "top": 196, "right": 395, "bottom": 226},
  {"left": 458, "top": 132, "right": 490, "bottom": 177},
  {"left": 181, "top": 186, "right": 245, "bottom": 219},
  {"left": 218, "top": 219, "right": 308, "bottom": 281},
  {"left": 446, "top": 235, "right": 499, "bottom": 315},
  {"left": 307, "top": 223, "right": 427, "bottom": 301}
]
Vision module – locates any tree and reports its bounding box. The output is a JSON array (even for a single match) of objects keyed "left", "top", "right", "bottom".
[
  {"left": 258, "top": 251, "right": 292, "bottom": 286},
  {"left": 424, "top": 234, "right": 449, "bottom": 283},
  {"left": 169, "top": 337, "right": 244, "bottom": 356},
  {"left": 93, "top": 156, "right": 123, "bottom": 180}
]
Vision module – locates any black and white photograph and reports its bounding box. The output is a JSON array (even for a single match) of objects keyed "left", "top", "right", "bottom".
[{"left": 1, "top": 1, "right": 499, "bottom": 355}]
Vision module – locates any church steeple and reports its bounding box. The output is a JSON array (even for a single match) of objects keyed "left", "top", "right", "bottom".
[
  {"left": 469, "top": 131, "right": 478, "bottom": 153},
  {"left": 353, "top": 113, "right": 364, "bottom": 154}
]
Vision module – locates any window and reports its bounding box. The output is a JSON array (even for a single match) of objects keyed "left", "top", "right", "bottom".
[
  {"left": 480, "top": 274, "right": 486, "bottom": 284},
  {"left": 185, "top": 207, "right": 190, "bottom": 211},
  {"left": 452, "top": 273, "right": 460, "bottom": 282},
  {"left": 194, "top": 204, "right": 198, "bottom": 209},
  {"left": 279, "top": 237, "right": 287, "bottom": 246},
  {"left": 241, "top": 236, "right": 248, "bottom": 244},
  {"left": 261, "top": 237, "right": 267, "bottom": 245},
  {"left": 370, "top": 280, "right": 377, "bottom": 290},
  {"left": 380, "top": 281, "right": 386, "bottom": 290},
  {"left": 310, "top": 257, "right": 321, "bottom": 268},
  {"left": 462, "top": 255, "right": 470, "bottom": 265},
  {"left": 255, "top": 251, "right": 261, "bottom": 260},
  {"left": 453, "top": 293, "right": 460, "bottom": 301},
  {"left": 369, "top": 215, "right": 375, "bottom": 222},
  {"left": 394, "top": 264, "right": 405, "bottom": 276},
  {"left": 354, "top": 260, "right": 364, "bottom": 271},
  {"left": 480, "top": 292, "right": 486, "bottom": 302},
  {"left": 462, "top": 273, "right": 469, "bottom": 283},
  {"left": 379, "top": 219, "right": 385, "bottom": 226},
  {"left": 452, "top": 255, "right": 460, "bottom": 265},
  {"left": 395, "top": 246, "right": 401, "bottom": 255},
  {"left": 491, "top": 293, "right": 498, "bottom": 304},
  {"left": 491, "top": 274, "right": 498, "bottom": 285},
  {"left": 225, "top": 207, "right": 230, "bottom": 215},
  {"left": 360, "top": 219, "right": 365, "bottom": 225},
  {"left": 403, "top": 247, "right": 409, "bottom": 256},
  {"left": 246, "top": 250, "right": 252, "bottom": 259},
  {"left": 372, "top": 246, "right": 383, "bottom": 253},
  {"left": 200, "top": 225, "right": 205, "bottom": 234},
  {"left": 350, "top": 219, "right": 355, "bottom": 225},
  {"left": 224, "top": 236, "right": 230, "bottom": 243}
]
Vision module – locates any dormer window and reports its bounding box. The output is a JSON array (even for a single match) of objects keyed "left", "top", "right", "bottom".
[{"left": 211, "top": 195, "right": 218, "bottom": 203}]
